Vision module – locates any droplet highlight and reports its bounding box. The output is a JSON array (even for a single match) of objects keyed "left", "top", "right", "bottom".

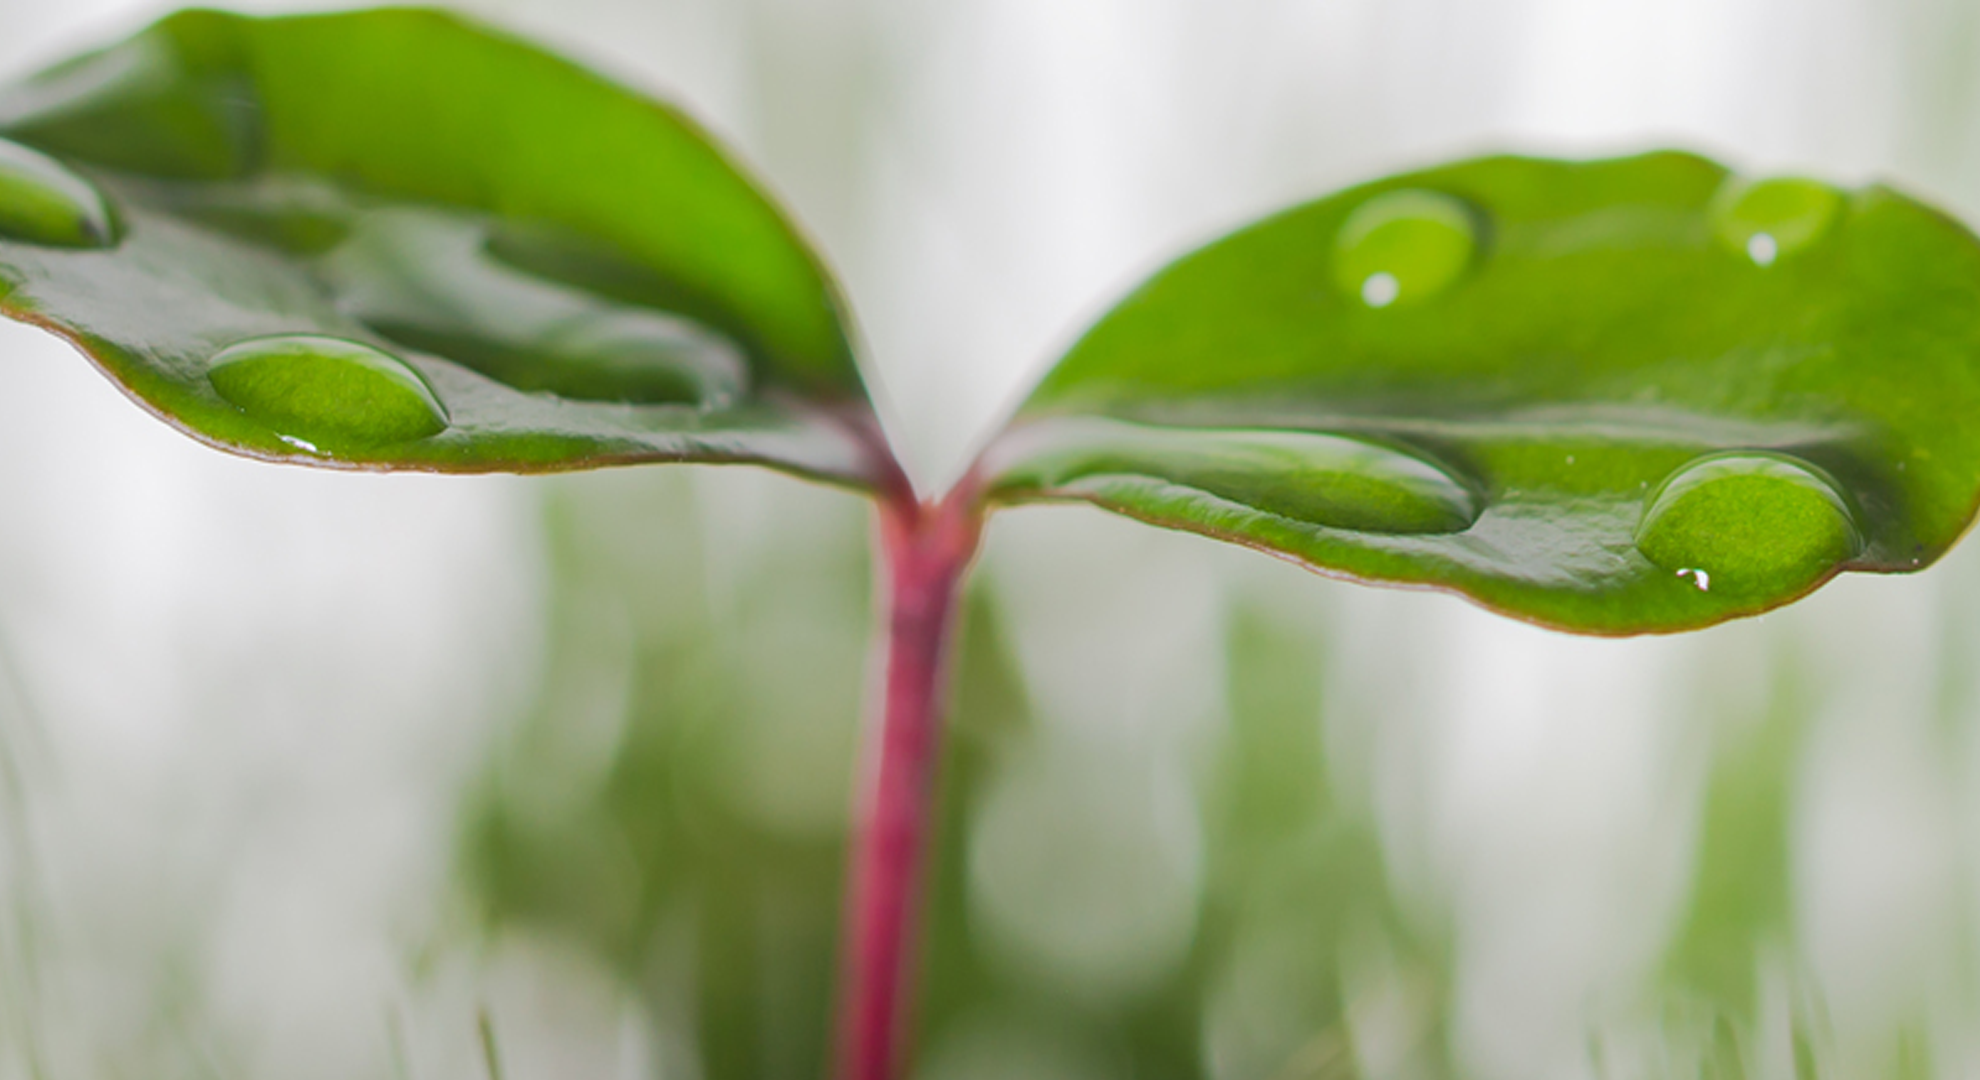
[
  {"left": 1333, "top": 189, "right": 1477, "bottom": 308},
  {"left": 1712, "top": 177, "right": 1842, "bottom": 265},
  {"left": 1636, "top": 452, "right": 1861, "bottom": 597},
  {"left": 1001, "top": 420, "right": 1480, "bottom": 535},
  {"left": 208, "top": 335, "right": 449, "bottom": 449},
  {"left": 0, "top": 136, "right": 116, "bottom": 248},
  {"left": 1361, "top": 271, "right": 1401, "bottom": 308}
]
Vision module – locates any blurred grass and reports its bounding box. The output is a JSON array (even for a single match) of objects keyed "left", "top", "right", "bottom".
[
  {"left": 462, "top": 473, "right": 1444, "bottom": 1080},
  {"left": 464, "top": 469, "right": 867, "bottom": 1079},
  {"left": 0, "top": 631, "right": 47, "bottom": 1080},
  {"left": 454, "top": 465, "right": 1980, "bottom": 1079}
]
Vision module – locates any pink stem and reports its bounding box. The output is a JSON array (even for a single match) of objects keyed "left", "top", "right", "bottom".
[{"left": 836, "top": 486, "right": 982, "bottom": 1080}]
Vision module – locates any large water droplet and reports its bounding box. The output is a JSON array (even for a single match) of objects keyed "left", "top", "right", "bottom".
[
  {"left": 0, "top": 136, "right": 116, "bottom": 248},
  {"left": 539, "top": 311, "right": 744, "bottom": 408},
  {"left": 1003, "top": 420, "right": 1480, "bottom": 535},
  {"left": 1711, "top": 177, "right": 1842, "bottom": 266},
  {"left": 326, "top": 210, "right": 746, "bottom": 408},
  {"left": 141, "top": 174, "right": 353, "bottom": 254},
  {"left": 196, "top": 205, "right": 348, "bottom": 255},
  {"left": 1332, "top": 189, "right": 1477, "bottom": 308},
  {"left": 208, "top": 335, "right": 448, "bottom": 449},
  {"left": 1635, "top": 452, "right": 1861, "bottom": 596},
  {"left": 368, "top": 311, "right": 740, "bottom": 409}
]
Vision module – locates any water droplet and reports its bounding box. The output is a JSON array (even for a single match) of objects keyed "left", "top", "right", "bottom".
[
  {"left": 1005, "top": 420, "right": 1480, "bottom": 535},
  {"left": 1712, "top": 177, "right": 1842, "bottom": 264},
  {"left": 369, "top": 311, "right": 742, "bottom": 409},
  {"left": 1636, "top": 453, "right": 1861, "bottom": 596},
  {"left": 143, "top": 174, "right": 355, "bottom": 255},
  {"left": 186, "top": 206, "right": 349, "bottom": 255},
  {"left": 1333, "top": 189, "right": 1477, "bottom": 308},
  {"left": 326, "top": 210, "right": 747, "bottom": 408},
  {"left": 208, "top": 335, "right": 448, "bottom": 449},
  {"left": 543, "top": 311, "right": 746, "bottom": 408},
  {"left": 0, "top": 136, "right": 116, "bottom": 248}
]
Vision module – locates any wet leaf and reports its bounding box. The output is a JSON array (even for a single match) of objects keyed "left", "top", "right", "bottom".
[
  {"left": 0, "top": 9, "right": 887, "bottom": 487},
  {"left": 987, "top": 152, "right": 1980, "bottom": 632}
]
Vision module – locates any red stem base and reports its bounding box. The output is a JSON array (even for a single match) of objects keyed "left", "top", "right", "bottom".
[{"left": 835, "top": 488, "right": 982, "bottom": 1080}]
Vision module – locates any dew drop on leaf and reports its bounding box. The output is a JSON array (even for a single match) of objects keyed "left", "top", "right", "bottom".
[
  {"left": 1635, "top": 452, "right": 1861, "bottom": 597},
  {"left": 535, "top": 311, "right": 746, "bottom": 409},
  {"left": 1711, "top": 177, "right": 1842, "bottom": 266},
  {"left": 998, "top": 420, "right": 1480, "bottom": 535},
  {"left": 1332, "top": 189, "right": 1477, "bottom": 308},
  {"left": 364, "top": 309, "right": 742, "bottom": 410},
  {"left": 1214, "top": 432, "right": 1480, "bottom": 534},
  {"left": 207, "top": 334, "right": 449, "bottom": 449},
  {"left": 0, "top": 136, "right": 116, "bottom": 249},
  {"left": 323, "top": 210, "right": 748, "bottom": 409}
]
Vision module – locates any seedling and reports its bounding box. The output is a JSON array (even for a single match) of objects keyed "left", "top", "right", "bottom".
[{"left": 5, "top": 10, "right": 1980, "bottom": 1079}]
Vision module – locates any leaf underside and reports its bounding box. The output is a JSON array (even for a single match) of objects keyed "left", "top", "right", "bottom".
[
  {"left": 989, "top": 152, "right": 1980, "bottom": 633},
  {"left": 0, "top": 8, "right": 885, "bottom": 489}
]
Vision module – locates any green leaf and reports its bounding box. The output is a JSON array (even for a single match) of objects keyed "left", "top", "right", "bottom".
[
  {"left": 0, "top": 8, "right": 887, "bottom": 488},
  {"left": 986, "top": 151, "right": 1980, "bottom": 633}
]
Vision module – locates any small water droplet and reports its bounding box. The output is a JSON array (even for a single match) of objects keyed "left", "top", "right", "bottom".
[
  {"left": 0, "top": 136, "right": 116, "bottom": 248},
  {"left": 1712, "top": 177, "right": 1841, "bottom": 264},
  {"left": 1333, "top": 189, "right": 1477, "bottom": 307},
  {"left": 208, "top": 334, "right": 448, "bottom": 449},
  {"left": 1636, "top": 452, "right": 1861, "bottom": 597},
  {"left": 1004, "top": 420, "right": 1480, "bottom": 535}
]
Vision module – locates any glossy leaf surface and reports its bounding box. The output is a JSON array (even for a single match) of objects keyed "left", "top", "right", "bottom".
[
  {"left": 988, "top": 152, "right": 1980, "bottom": 632},
  {"left": 0, "top": 9, "right": 886, "bottom": 487}
]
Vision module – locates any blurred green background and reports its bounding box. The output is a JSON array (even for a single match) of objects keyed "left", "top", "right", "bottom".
[{"left": 5, "top": 0, "right": 1980, "bottom": 1077}]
